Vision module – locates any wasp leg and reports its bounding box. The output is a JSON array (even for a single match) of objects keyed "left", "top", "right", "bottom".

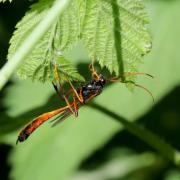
[{"left": 53, "top": 64, "right": 77, "bottom": 116}]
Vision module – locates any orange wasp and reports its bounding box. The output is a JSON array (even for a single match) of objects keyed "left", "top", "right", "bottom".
[{"left": 16, "top": 64, "right": 153, "bottom": 144}]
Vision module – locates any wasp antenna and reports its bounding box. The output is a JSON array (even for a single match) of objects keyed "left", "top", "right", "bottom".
[
  {"left": 89, "top": 63, "right": 101, "bottom": 80},
  {"left": 108, "top": 77, "right": 122, "bottom": 82},
  {"left": 133, "top": 83, "right": 154, "bottom": 102},
  {"left": 143, "top": 73, "right": 154, "bottom": 79},
  {"left": 108, "top": 72, "right": 154, "bottom": 83},
  {"left": 140, "top": 73, "right": 154, "bottom": 78},
  {"left": 123, "top": 72, "right": 154, "bottom": 79},
  {"left": 113, "top": 79, "right": 154, "bottom": 102},
  {"left": 109, "top": 78, "right": 154, "bottom": 102}
]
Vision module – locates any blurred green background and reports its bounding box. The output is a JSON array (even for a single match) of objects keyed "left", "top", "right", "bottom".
[{"left": 0, "top": 0, "right": 180, "bottom": 180}]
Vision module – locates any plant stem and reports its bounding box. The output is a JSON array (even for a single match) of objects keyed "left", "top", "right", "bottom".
[
  {"left": 89, "top": 103, "right": 180, "bottom": 166},
  {"left": 0, "top": 0, "right": 71, "bottom": 90}
]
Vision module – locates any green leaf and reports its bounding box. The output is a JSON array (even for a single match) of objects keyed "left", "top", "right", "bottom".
[
  {"left": 4, "top": 0, "right": 180, "bottom": 179},
  {"left": 31, "top": 55, "right": 85, "bottom": 82},
  {"left": 8, "top": 0, "right": 84, "bottom": 83},
  {"left": 80, "top": 0, "right": 151, "bottom": 75},
  {"left": 8, "top": 0, "right": 151, "bottom": 82}
]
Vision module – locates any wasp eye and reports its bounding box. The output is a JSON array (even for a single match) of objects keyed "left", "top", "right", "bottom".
[{"left": 100, "top": 75, "right": 106, "bottom": 85}]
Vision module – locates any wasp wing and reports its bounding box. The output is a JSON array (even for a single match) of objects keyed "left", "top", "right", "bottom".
[
  {"left": 50, "top": 102, "right": 82, "bottom": 127},
  {"left": 51, "top": 109, "right": 72, "bottom": 127}
]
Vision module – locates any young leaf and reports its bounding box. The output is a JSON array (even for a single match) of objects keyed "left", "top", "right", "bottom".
[
  {"left": 8, "top": 0, "right": 84, "bottom": 83},
  {"left": 8, "top": 0, "right": 151, "bottom": 82},
  {"left": 80, "top": 0, "right": 151, "bottom": 75}
]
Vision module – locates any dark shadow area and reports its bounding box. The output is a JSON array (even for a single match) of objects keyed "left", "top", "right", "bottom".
[
  {"left": 0, "top": 0, "right": 34, "bottom": 137},
  {"left": 141, "top": 86, "right": 180, "bottom": 149},
  {"left": 77, "top": 62, "right": 92, "bottom": 80},
  {"left": 0, "top": 0, "right": 32, "bottom": 67},
  {"left": 0, "top": 144, "right": 11, "bottom": 180}
]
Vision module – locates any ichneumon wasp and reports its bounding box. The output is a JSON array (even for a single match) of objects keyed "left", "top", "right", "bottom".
[{"left": 16, "top": 63, "right": 153, "bottom": 144}]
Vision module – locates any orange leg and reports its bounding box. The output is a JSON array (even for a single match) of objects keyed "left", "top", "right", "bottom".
[
  {"left": 89, "top": 63, "right": 101, "bottom": 80},
  {"left": 53, "top": 64, "right": 78, "bottom": 116},
  {"left": 73, "top": 94, "right": 78, "bottom": 116},
  {"left": 67, "top": 79, "right": 84, "bottom": 103},
  {"left": 85, "top": 93, "right": 98, "bottom": 103}
]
